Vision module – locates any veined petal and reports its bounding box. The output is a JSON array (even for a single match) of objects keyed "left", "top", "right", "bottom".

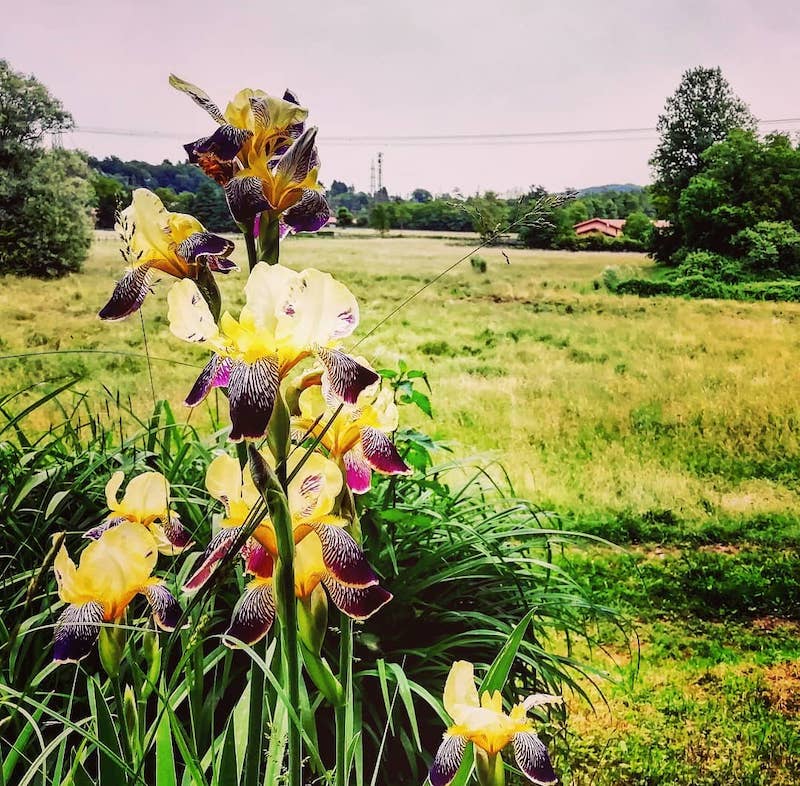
[
  {"left": 189, "top": 124, "right": 251, "bottom": 162},
  {"left": 283, "top": 190, "right": 330, "bottom": 233},
  {"left": 169, "top": 74, "right": 226, "bottom": 124},
  {"left": 224, "top": 579, "right": 275, "bottom": 647},
  {"left": 429, "top": 734, "right": 468, "bottom": 786},
  {"left": 287, "top": 451, "right": 342, "bottom": 521},
  {"left": 168, "top": 279, "right": 220, "bottom": 344},
  {"left": 142, "top": 581, "right": 183, "bottom": 631},
  {"left": 228, "top": 357, "right": 280, "bottom": 442},
  {"left": 360, "top": 427, "right": 411, "bottom": 476},
  {"left": 344, "top": 447, "right": 373, "bottom": 494},
  {"left": 177, "top": 232, "right": 235, "bottom": 264},
  {"left": 317, "top": 348, "right": 379, "bottom": 405},
  {"left": 83, "top": 516, "right": 126, "bottom": 541},
  {"left": 183, "top": 526, "right": 243, "bottom": 592},
  {"left": 98, "top": 262, "right": 154, "bottom": 320},
  {"left": 206, "top": 255, "right": 238, "bottom": 274},
  {"left": 53, "top": 601, "right": 104, "bottom": 663},
  {"left": 512, "top": 732, "right": 558, "bottom": 786},
  {"left": 162, "top": 514, "right": 193, "bottom": 551},
  {"left": 224, "top": 177, "right": 272, "bottom": 222},
  {"left": 242, "top": 540, "right": 273, "bottom": 578},
  {"left": 314, "top": 524, "right": 378, "bottom": 587},
  {"left": 276, "top": 126, "right": 318, "bottom": 184},
  {"left": 185, "top": 355, "right": 231, "bottom": 407},
  {"left": 323, "top": 577, "right": 392, "bottom": 621}
]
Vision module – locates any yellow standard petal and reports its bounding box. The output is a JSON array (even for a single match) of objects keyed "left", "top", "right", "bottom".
[
  {"left": 444, "top": 661, "right": 481, "bottom": 722},
  {"left": 56, "top": 522, "right": 158, "bottom": 620},
  {"left": 167, "top": 280, "right": 222, "bottom": 346},
  {"left": 115, "top": 472, "right": 171, "bottom": 523}
]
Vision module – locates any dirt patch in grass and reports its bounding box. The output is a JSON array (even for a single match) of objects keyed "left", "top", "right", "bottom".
[
  {"left": 698, "top": 542, "right": 743, "bottom": 555},
  {"left": 751, "top": 616, "right": 800, "bottom": 634},
  {"left": 763, "top": 661, "right": 800, "bottom": 716}
]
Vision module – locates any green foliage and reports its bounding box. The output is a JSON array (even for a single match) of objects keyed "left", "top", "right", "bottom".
[
  {"left": 733, "top": 221, "right": 800, "bottom": 276},
  {"left": 0, "top": 149, "right": 93, "bottom": 276},
  {"left": 622, "top": 211, "right": 653, "bottom": 243},
  {"left": 649, "top": 66, "right": 756, "bottom": 222},
  {"left": 89, "top": 155, "right": 209, "bottom": 194},
  {"left": 90, "top": 173, "right": 131, "bottom": 230},
  {"left": 470, "top": 255, "right": 487, "bottom": 274},
  {"left": 191, "top": 181, "right": 236, "bottom": 233},
  {"left": 369, "top": 203, "right": 391, "bottom": 235},
  {"left": 336, "top": 206, "right": 354, "bottom": 227}
]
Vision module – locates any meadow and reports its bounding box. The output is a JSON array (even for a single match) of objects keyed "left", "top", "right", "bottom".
[{"left": 2, "top": 232, "right": 799, "bottom": 784}]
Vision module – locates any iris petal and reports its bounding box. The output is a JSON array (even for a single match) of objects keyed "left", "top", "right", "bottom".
[
  {"left": 283, "top": 190, "right": 330, "bottom": 233},
  {"left": 316, "top": 348, "right": 379, "bottom": 405},
  {"left": 322, "top": 578, "right": 392, "bottom": 620},
  {"left": 83, "top": 516, "right": 126, "bottom": 541},
  {"left": 224, "top": 177, "right": 272, "bottom": 223},
  {"left": 276, "top": 126, "right": 318, "bottom": 183},
  {"left": 177, "top": 232, "right": 234, "bottom": 264},
  {"left": 188, "top": 124, "right": 252, "bottom": 163},
  {"left": 360, "top": 427, "right": 411, "bottom": 476},
  {"left": 183, "top": 526, "right": 243, "bottom": 592},
  {"left": 512, "top": 732, "right": 558, "bottom": 786},
  {"left": 53, "top": 601, "right": 104, "bottom": 663},
  {"left": 169, "top": 74, "right": 226, "bottom": 124},
  {"left": 344, "top": 447, "right": 373, "bottom": 494},
  {"left": 163, "top": 514, "right": 193, "bottom": 550},
  {"left": 224, "top": 580, "right": 276, "bottom": 647},
  {"left": 142, "top": 582, "right": 183, "bottom": 631},
  {"left": 228, "top": 357, "right": 280, "bottom": 442},
  {"left": 98, "top": 263, "right": 154, "bottom": 320},
  {"left": 429, "top": 734, "right": 468, "bottom": 786},
  {"left": 186, "top": 355, "right": 232, "bottom": 407},
  {"left": 314, "top": 524, "right": 378, "bottom": 587}
]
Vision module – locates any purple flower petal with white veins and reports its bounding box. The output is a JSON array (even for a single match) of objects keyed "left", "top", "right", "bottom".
[
  {"left": 284, "top": 190, "right": 330, "bottom": 233},
  {"left": 185, "top": 355, "right": 232, "bottom": 407}
]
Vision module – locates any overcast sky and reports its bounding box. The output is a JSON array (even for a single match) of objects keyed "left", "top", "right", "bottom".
[{"left": 3, "top": 0, "right": 799, "bottom": 195}]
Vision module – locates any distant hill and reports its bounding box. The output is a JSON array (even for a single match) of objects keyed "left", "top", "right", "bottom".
[
  {"left": 89, "top": 156, "right": 208, "bottom": 194},
  {"left": 579, "top": 183, "right": 645, "bottom": 195}
]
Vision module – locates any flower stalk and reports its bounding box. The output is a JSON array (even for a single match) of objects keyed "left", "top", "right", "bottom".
[{"left": 257, "top": 211, "right": 281, "bottom": 265}]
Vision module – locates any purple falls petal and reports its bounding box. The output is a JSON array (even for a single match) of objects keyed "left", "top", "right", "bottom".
[
  {"left": 224, "top": 580, "right": 276, "bottom": 647},
  {"left": 314, "top": 524, "right": 378, "bottom": 587},
  {"left": 228, "top": 357, "right": 280, "bottom": 442},
  {"left": 316, "top": 348, "right": 379, "bottom": 405},
  {"left": 512, "top": 732, "right": 559, "bottom": 786},
  {"left": 53, "top": 602, "right": 104, "bottom": 663},
  {"left": 177, "top": 232, "right": 234, "bottom": 264},
  {"left": 360, "top": 427, "right": 411, "bottom": 476},
  {"left": 283, "top": 190, "right": 330, "bottom": 233},
  {"left": 323, "top": 578, "right": 392, "bottom": 621},
  {"left": 224, "top": 177, "right": 272, "bottom": 223},
  {"left": 142, "top": 582, "right": 184, "bottom": 631},
  {"left": 98, "top": 263, "right": 154, "bottom": 321},
  {"left": 183, "top": 526, "right": 244, "bottom": 593},
  {"left": 429, "top": 734, "right": 468, "bottom": 786},
  {"left": 185, "top": 355, "right": 231, "bottom": 407}
]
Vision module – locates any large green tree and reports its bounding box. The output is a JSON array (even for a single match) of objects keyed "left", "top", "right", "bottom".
[
  {"left": 650, "top": 67, "right": 755, "bottom": 213},
  {"left": 0, "top": 60, "right": 93, "bottom": 276}
]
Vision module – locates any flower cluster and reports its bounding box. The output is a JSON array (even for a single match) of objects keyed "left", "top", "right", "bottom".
[{"left": 47, "top": 76, "right": 563, "bottom": 786}]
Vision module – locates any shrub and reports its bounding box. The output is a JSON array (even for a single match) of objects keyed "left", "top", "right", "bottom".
[
  {"left": 470, "top": 254, "right": 487, "bottom": 273},
  {"left": 675, "top": 250, "right": 743, "bottom": 283},
  {"left": 733, "top": 221, "right": 800, "bottom": 277}
]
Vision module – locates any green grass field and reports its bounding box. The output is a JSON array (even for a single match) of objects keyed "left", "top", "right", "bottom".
[{"left": 2, "top": 233, "right": 799, "bottom": 784}]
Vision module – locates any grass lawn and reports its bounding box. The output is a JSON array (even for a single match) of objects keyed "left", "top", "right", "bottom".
[{"left": 2, "top": 232, "right": 799, "bottom": 783}]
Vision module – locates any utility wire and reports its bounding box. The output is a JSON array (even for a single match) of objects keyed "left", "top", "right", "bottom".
[{"left": 69, "top": 117, "right": 800, "bottom": 145}]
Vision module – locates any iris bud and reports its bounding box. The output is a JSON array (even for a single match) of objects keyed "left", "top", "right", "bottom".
[{"left": 98, "top": 625, "right": 126, "bottom": 679}]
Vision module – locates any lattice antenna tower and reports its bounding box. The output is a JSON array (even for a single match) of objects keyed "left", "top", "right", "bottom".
[
  {"left": 369, "top": 159, "right": 376, "bottom": 195},
  {"left": 377, "top": 152, "right": 383, "bottom": 192}
]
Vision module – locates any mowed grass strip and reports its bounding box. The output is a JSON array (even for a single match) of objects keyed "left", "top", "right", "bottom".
[{"left": 3, "top": 233, "right": 800, "bottom": 532}]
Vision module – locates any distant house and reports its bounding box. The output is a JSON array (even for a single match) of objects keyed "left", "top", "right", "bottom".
[{"left": 573, "top": 217, "right": 671, "bottom": 237}]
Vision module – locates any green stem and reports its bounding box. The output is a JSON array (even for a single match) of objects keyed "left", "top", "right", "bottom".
[
  {"left": 335, "top": 614, "right": 353, "bottom": 786},
  {"left": 242, "top": 227, "right": 258, "bottom": 273},
  {"left": 242, "top": 638, "right": 266, "bottom": 786},
  {"left": 257, "top": 211, "right": 281, "bottom": 265}
]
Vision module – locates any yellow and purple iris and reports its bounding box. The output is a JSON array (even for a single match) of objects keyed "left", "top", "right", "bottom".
[
  {"left": 167, "top": 262, "right": 378, "bottom": 441},
  {"left": 84, "top": 471, "right": 192, "bottom": 555},
  {"left": 52, "top": 522, "right": 182, "bottom": 663},
  {"left": 430, "top": 661, "right": 561, "bottom": 786},
  {"left": 183, "top": 451, "right": 391, "bottom": 647},
  {"left": 292, "top": 375, "right": 410, "bottom": 494},
  {"left": 170, "top": 75, "right": 329, "bottom": 234},
  {"left": 99, "top": 188, "right": 235, "bottom": 321}
]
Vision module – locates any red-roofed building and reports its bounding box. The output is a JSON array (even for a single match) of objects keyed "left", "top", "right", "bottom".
[{"left": 573, "top": 217, "right": 671, "bottom": 238}]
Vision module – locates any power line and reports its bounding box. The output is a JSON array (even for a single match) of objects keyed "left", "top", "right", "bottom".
[{"left": 70, "top": 117, "right": 800, "bottom": 147}]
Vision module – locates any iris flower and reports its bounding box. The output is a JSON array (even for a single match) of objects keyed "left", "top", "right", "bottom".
[
  {"left": 430, "top": 661, "right": 561, "bottom": 786},
  {"left": 99, "top": 188, "right": 235, "bottom": 321},
  {"left": 170, "top": 75, "right": 329, "bottom": 233},
  {"left": 167, "top": 262, "right": 378, "bottom": 441},
  {"left": 183, "top": 451, "right": 391, "bottom": 646},
  {"left": 293, "top": 378, "right": 410, "bottom": 493},
  {"left": 52, "top": 522, "right": 182, "bottom": 663},
  {"left": 84, "top": 471, "right": 192, "bottom": 555}
]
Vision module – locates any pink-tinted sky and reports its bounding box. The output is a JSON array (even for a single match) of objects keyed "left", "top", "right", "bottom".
[{"left": 3, "top": 0, "right": 799, "bottom": 195}]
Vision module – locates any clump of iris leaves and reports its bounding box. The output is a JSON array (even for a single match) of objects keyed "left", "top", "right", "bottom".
[{"left": 0, "top": 366, "right": 626, "bottom": 786}]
